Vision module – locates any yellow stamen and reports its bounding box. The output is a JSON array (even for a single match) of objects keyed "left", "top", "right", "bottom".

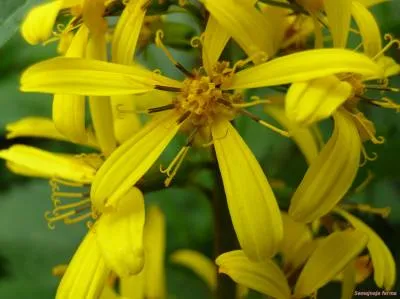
[
  {"left": 160, "top": 146, "right": 190, "bottom": 187},
  {"left": 373, "top": 34, "right": 400, "bottom": 60},
  {"left": 231, "top": 51, "right": 267, "bottom": 73},
  {"left": 63, "top": 211, "right": 93, "bottom": 225},
  {"left": 232, "top": 98, "right": 272, "bottom": 108},
  {"left": 190, "top": 36, "right": 202, "bottom": 48},
  {"left": 354, "top": 170, "right": 375, "bottom": 193},
  {"left": 371, "top": 97, "right": 400, "bottom": 112},
  {"left": 239, "top": 109, "right": 290, "bottom": 137},
  {"left": 360, "top": 145, "right": 378, "bottom": 167},
  {"left": 53, "top": 198, "right": 91, "bottom": 213},
  {"left": 340, "top": 203, "right": 391, "bottom": 218}
]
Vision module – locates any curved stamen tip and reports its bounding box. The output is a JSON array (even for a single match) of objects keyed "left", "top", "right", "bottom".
[{"left": 190, "top": 36, "right": 202, "bottom": 48}]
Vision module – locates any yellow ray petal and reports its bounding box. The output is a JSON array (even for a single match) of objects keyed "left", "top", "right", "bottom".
[
  {"left": 280, "top": 212, "right": 313, "bottom": 269},
  {"left": 228, "top": 49, "right": 383, "bottom": 90},
  {"left": 99, "top": 286, "right": 119, "bottom": 299},
  {"left": 324, "top": 0, "right": 352, "bottom": 48},
  {"left": 202, "top": 0, "right": 274, "bottom": 62},
  {"left": 202, "top": 16, "right": 230, "bottom": 75},
  {"left": 112, "top": 0, "right": 149, "bottom": 64},
  {"left": 53, "top": 25, "right": 89, "bottom": 144},
  {"left": 358, "top": 0, "right": 389, "bottom": 7},
  {"left": 86, "top": 34, "right": 117, "bottom": 156},
  {"left": 0, "top": 145, "right": 95, "bottom": 183},
  {"left": 377, "top": 56, "right": 400, "bottom": 77},
  {"left": 56, "top": 230, "right": 110, "bottom": 299},
  {"left": 265, "top": 104, "right": 319, "bottom": 164},
  {"left": 171, "top": 250, "right": 216, "bottom": 291},
  {"left": 143, "top": 206, "right": 166, "bottom": 299},
  {"left": 352, "top": 1, "right": 382, "bottom": 57},
  {"left": 212, "top": 119, "right": 283, "bottom": 260},
  {"left": 289, "top": 111, "right": 361, "bottom": 223},
  {"left": 216, "top": 250, "right": 291, "bottom": 299},
  {"left": 120, "top": 272, "right": 145, "bottom": 299},
  {"left": 91, "top": 113, "right": 181, "bottom": 212},
  {"left": 334, "top": 208, "right": 396, "bottom": 290},
  {"left": 6, "top": 117, "right": 67, "bottom": 141},
  {"left": 341, "top": 260, "right": 357, "bottom": 299},
  {"left": 285, "top": 75, "right": 352, "bottom": 126},
  {"left": 294, "top": 230, "right": 368, "bottom": 298},
  {"left": 82, "top": 0, "right": 106, "bottom": 36},
  {"left": 21, "top": 57, "right": 183, "bottom": 96},
  {"left": 21, "top": 0, "right": 63, "bottom": 45},
  {"left": 96, "top": 187, "right": 145, "bottom": 277}
]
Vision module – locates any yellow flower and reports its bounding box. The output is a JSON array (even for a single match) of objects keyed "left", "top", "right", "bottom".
[{"left": 216, "top": 229, "right": 368, "bottom": 299}]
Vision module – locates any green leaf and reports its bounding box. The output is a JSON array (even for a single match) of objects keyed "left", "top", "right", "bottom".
[{"left": 0, "top": 0, "right": 42, "bottom": 49}]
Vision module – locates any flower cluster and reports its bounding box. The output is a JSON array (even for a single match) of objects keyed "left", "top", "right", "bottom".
[{"left": 1, "top": 0, "right": 399, "bottom": 298}]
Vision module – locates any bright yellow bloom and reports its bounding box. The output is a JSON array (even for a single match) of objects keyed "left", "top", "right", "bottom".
[{"left": 216, "top": 230, "right": 368, "bottom": 299}]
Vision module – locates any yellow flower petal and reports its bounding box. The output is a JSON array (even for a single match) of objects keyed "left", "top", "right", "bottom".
[
  {"left": 82, "top": 0, "right": 107, "bottom": 36},
  {"left": 202, "top": 16, "right": 230, "bottom": 75},
  {"left": 289, "top": 111, "right": 361, "bottom": 223},
  {"left": 352, "top": 1, "right": 382, "bottom": 57},
  {"left": 91, "top": 113, "right": 181, "bottom": 212},
  {"left": 280, "top": 212, "right": 313, "bottom": 269},
  {"left": 171, "top": 250, "right": 216, "bottom": 291},
  {"left": 377, "top": 56, "right": 400, "bottom": 77},
  {"left": 228, "top": 49, "right": 383, "bottom": 90},
  {"left": 202, "top": 0, "right": 274, "bottom": 62},
  {"left": 358, "top": 0, "right": 389, "bottom": 7},
  {"left": 21, "top": 0, "right": 63, "bottom": 45},
  {"left": 294, "top": 230, "right": 368, "bottom": 297},
  {"left": 56, "top": 229, "right": 110, "bottom": 299},
  {"left": 334, "top": 208, "right": 396, "bottom": 290},
  {"left": 21, "top": 57, "right": 183, "bottom": 95},
  {"left": 99, "top": 286, "right": 119, "bottom": 299},
  {"left": 212, "top": 119, "right": 283, "bottom": 260},
  {"left": 6, "top": 117, "right": 65, "bottom": 141},
  {"left": 86, "top": 34, "right": 117, "bottom": 156},
  {"left": 0, "top": 145, "right": 95, "bottom": 183},
  {"left": 120, "top": 272, "right": 145, "bottom": 299},
  {"left": 112, "top": 0, "right": 149, "bottom": 64},
  {"left": 53, "top": 25, "right": 89, "bottom": 144},
  {"left": 324, "top": 0, "right": 352, "bottom": 47},
  {"left": 216, "top": 250, "right": 291, "bottom": 299},
  {"left": 341, "top": 260, "right": 357, "bottom": 299},
  {"left": 96, "top": 187, "right": 145, "bottom": 277},
  {"left": 143, "top": 206, "right": 166, "bottom": 299},
  {"left": 265, "top": 104, "right": 319, "bottom": 164},
  {"left": 285, "top": 75, "right": 352, "bottom": 126}
]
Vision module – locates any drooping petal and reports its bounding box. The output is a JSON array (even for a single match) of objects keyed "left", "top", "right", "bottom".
[
  {"left": 324, "top": 0, "right": 352, "bottom": 48},
  {"left": 56, "top": 229, "right": 110, "bottom": 299},
  {"left": 21, "top": 0, "right": 63, "bottom": 45},
  {"left": 171, "top": 250, "right": 216, "bottom": 291},
  {"left": 376, "top": 56, "right": 400, "bottom": 77},
  {"left": 352, "top": 1, "right": 382, "bottom": 57},
  {"left": 280, "top": 212, "right": 314, "bottom": 269},
  {"left": 6, "top": 117, "right": 67, "bottom": 141},
  {"left": 285, "top": 75, "right": 352, "bottom": 126},
  {"left": 21, "top": 57, "right": 183, "bottom": 96},
  {"left": 202, "top": 16, "right": 230, "bottom": 75},
  {"left": 96, "top": 187, "right": 145, "bottom": 277},
  {"left": 289, "top": 111, "right": 361, "bottom": 223},
  {"left": 82, "top": 0, "right": 107, "bottom": 36},
  {"left": 228, "top": 49, "right": 383, "bottom": 90},
  {"left": 212, "top": 119, "right": 283, "bottom": 260},
  {"left": 334, "top": 208, "right": 396, "bottom": 290},
  {"left": 202, "top": 0, "right": 274, "bottom": 63},
  {"left": 86, "top": 34, "right": 117, "bottom": 156},
  {"left": 0, "top": 145, "right": 95, "bottom": 183},
  {"left": 112, "top": 0, "right": 149, "bottom": 64},
  {"left": 216, "top": 250, "right": 291, "bottom": 299},
  {"left": 91, "top": 113, "right": 181, "bottom": 212},
  {"left": 265, "top": 104, "right": 319, "bottom": 164},
  {"left": 53, "top": 25, "right": 89, "bottom": 144},
  {"left": 294, "top": 230, "right": 368, "bottom": 298}
]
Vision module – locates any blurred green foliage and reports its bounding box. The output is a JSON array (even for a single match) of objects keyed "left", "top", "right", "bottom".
[{"left": 0, "top": 1, "right": 399, "bottom": 298}]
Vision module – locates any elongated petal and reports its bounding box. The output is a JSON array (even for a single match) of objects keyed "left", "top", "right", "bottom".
[
  {"left": 202, "top": 0, "right": 274, "bottom": 62},
  {"left": 341, "top": 260, "right": 357, "bottom": 299},
  {"left": 212, "top": 119, "right": 282, "bottom": 260},
  {"left": 82, "top": 0, "right": 107, "bottom": 36},
  {"left": 21, "top": 57, "right": 183, "bottom": 95},
  {"left": 112, "top": 0, "right": 149, "bottom": 64},
  {"left": 202, "top": 16, "right": 230, "bottom": 75},
  {"left": 286, "top": 75, "right": 352, "bottom": 126},
  {"left": 280, "top": 212, "right": 313, "bottom": 268},
  {"left": 294, "top": 230, "right": 368, "bottom": 297},
  {"left": 96, "top": 187, "right": 145, "bottom": 277},
  {"left": 21, "top": 0, "right": 63, "bottom": 45},
  {"left": 6, "top": 117, "right": 67, "bottom": 141},
  {"left": 228, "top": 49, "right": 383, "bottom": 90},
  {"left": 91, "top": 113, "right": 181, "bottom": 212},
  {"left": 377, "top": 56, "right": 400, "bottom": 77},
  {"left": 265, "top": 105, "right": 319, "bottom": 164},
  {"left": 0, "top": 145, "right": 95, "bottom": 183},
  {"left": 53, "top": 25, "right": 89, "bottom": 144},
  {"left": 289, "top": 111, "right": 361, "bottom": 223},
  {"left": 56, "top": 230, "right": 110, "bottom": 299},
  {"left": 324, "top": 0, "right": 352, "bottom": 48},
  {"left": 143, "top": 206, "right": 166, "bottom": 298},
  {"left": 334, "top": 208, "right": 396, "bottom": 290},
  {"left": 112, "top": 95, "right": 142, "bottom": 144},
  {"left": 352, "top": 1, "right": 382, "bottom": 57},
  {"left": 120, "top": 272, "right": 145, "bottom": 299},
  {"left": 358, "top": 0, "right": 389, "bottom": 7},
  {"left": 216, "top": 250, "right": 291, "bottom": 299},
  {"left": 171, "top": 250, "right": 216, "bottom": 291}
]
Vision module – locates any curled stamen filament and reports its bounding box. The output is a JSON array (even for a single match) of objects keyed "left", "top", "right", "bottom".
[
  {"left": 360, "top": 145, "right": 378, "bottom": 167},
  {"left": 371, "top": 97, "right": 400, "bottom": 112},
  {"left": 160, "top": 146, "right": 190, "bottom": 187},
  {"left": 354, "top": 170, "right": 375, "bottom": 193},
  {"left": 341, "top": 203, "right": 391, "bottom": 218},
  {"left": 373, "top": 34, "right": 400, "bottom": 60},
  {"left": 53, "top": 198, "right": 91, "bottom": 213}
]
